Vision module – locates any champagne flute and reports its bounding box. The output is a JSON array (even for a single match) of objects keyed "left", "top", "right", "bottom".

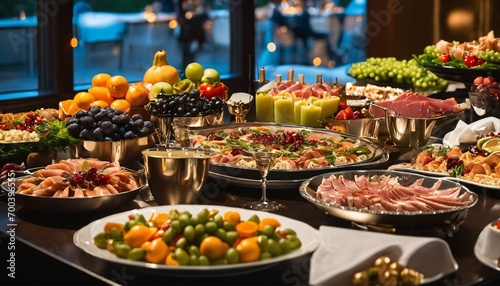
[{"left": 243, "top": 150, "right": 280, "bottom": 211}]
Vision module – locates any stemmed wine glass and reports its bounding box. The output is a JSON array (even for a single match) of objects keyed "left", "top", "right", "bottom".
[{"left": 242, "top": 150, "right": 280, "bottom": 211}]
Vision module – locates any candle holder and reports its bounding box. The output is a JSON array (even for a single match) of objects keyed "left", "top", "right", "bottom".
[{"left": 226, "top": 92, "right": 254, "bottom": 123}]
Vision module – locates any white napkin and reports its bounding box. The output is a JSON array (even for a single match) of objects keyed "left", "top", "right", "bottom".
[
  {"left": 442, "top": 117, "right": 500, "bottom": 147},
  {"left": 309, "top": 226, "right": 458, "bottom": 285}
]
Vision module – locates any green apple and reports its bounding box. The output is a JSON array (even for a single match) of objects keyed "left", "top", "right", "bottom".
[
  {"left": 201, "top": 68, "right": 220, "bottom": 85},
  {"left": 185, "top": 62, "right": 204, "bottom": 82},
  {"left": 150, "top": 82, "right": 173, "bottom": 100}
]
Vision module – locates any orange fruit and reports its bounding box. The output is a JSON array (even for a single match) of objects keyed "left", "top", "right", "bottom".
[
  {"left": 88, "top": 86, "right": 114, "bottom": 105},
  {"left": 74, "top": 92, "right": 95, "bottom": 110},
  {"left": 110, "top": 99, "right": 131, "bottom": 113},
  {"left": 125, "top": 84, "right": 149, "bottom": 107},
  {"left": 235, "top": 237, "right": 260, "bottom": 263},
  {"left": 200, "top": 236, "right": 229, "bottom": 261},
  {"left": 90, "top": 100, "right": 109, "bottom": 108},
  {"left": 92, "top": 73, "right": 111, "bottom": 87},
  {"left": 58, "top": 99, "right": 81, "bottom": 118},
  {"left": 107, "top": 75, "right": 129, "bottom": 99}
]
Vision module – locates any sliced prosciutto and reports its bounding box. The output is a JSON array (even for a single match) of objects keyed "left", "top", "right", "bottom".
[
  {"left": 370, "top": 91, "right": 461, "bottom": 118},
  {"left": 266, "top": 81, "right": 341, "bottom": 99},
  {"left": 316, "top": 174, "right": 472, "bottom": 212}
]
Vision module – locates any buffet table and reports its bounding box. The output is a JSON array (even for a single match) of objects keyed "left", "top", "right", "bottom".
[{"left": 2, "top": 111, "right": 500, "bottom": 285}]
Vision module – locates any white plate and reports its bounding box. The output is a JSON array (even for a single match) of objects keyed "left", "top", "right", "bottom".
[
  {"left": 389, "top": 163, "right": 500, "bottom": 190},
  {"left": 388, "top": 163, "right": 449, "bottom": 177},
  {"left": 74, "top": 204, "right": 319, "bottom": 277}
]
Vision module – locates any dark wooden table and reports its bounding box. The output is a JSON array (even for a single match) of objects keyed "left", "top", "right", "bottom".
[
  {"left": 2, "top": 105, "right": 500, "bottom": 285},
  {"left": 2, "top": 158, "right": 500, "bottom": 285}
]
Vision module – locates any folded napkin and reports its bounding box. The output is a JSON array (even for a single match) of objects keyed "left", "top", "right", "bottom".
[
  {"left": 309, "top": 226, "right": 458, "bottom": 285},
  {"left": 442, "top": 117, "right": 500, "bottom": 147}
]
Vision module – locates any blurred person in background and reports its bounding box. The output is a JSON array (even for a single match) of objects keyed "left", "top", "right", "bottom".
[
  {"left": 290, "top": 0, "right": 338, "bottom": 64},
  {"left": 176, "top": 0, "right": 209, "bottom": 68}
]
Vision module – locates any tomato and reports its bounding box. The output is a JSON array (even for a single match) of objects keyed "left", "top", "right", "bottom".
[
  {"left": 198, "top": 83, "right": 218, "bottom": 99},
  {"left": 335, "top": 106, "right": 354, "bottom": 120},
  {"left": 337, "top": 102, "right": 348, "bottom": 111},
  {"left": 258, "top": 218, "right": 281, "bottom": 230},
  {"left": 422, "top": 156, "right": 434, "bottom": 165},
  {"left": 199, "top": 82, "right": 228, "bottom": 100},
  {"left": 439, "top": 54, "right": 451, "bottom": 63},
  {"left": 123, "top": 225, "right": 157, "bottom": 248},
  {"left": 223, "top": 211, "right": 241, "bottom": 226},
  {"left": 497, "top": 219, "right": 500, "bottom": 230},
  {"left": 199, "top": 236, "right": 229, "bottom": 261},
  {"left": 235, "top": 237, "right": 260, "bottom": 263},
  {"left": 214, "top": 83, "right": 228, "bottom": 100},
  {"left": 141, "top": 237, "right": 168, "bottom": 264},
  {"left": 464, "top": 54, "right": 478, "bottom": 68}
]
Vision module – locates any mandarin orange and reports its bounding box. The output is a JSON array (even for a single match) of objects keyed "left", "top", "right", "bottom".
[
  {"left": 107, "top": 75, "right": 129, "bottom": 99},
  {"left": 88, "top": 86, "right": 114, "bottom": 105},
  {"left": 74, "top": 92, "right": 95, "bottom": 110},
  {"left": 110, "top": 99, "right": 131, "bottom": 113},
  {"left": 90, "top": 100, "right": 109, "bottom": 108},
  {"left": 58, "top": 99, "right": 81, "bottom": 117},
  {"left": 125, "top": 84, "right": 149, "bottom": 107},
  {"left": 91, "top": 73, "right": 112, "bottom": 87}
]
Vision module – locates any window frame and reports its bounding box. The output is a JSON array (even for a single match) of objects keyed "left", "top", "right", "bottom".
[{"left": 1, "top": 0, "right": 255, "bottom": 113}]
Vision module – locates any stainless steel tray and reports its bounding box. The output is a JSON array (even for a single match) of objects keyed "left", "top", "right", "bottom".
[
  {"left": 188, "top": 122, "right": 390, "bottom": 188},
  {"left": 1, "top": 168, "right": 146, "bottom": 214},
  {"left": 299, "top": 170, "right": 478, "bottom": 229}
]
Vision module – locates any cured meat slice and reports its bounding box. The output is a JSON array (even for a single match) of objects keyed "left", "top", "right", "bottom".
[{"left": 316, "top": 174, "right": 470, "bottom": 212}]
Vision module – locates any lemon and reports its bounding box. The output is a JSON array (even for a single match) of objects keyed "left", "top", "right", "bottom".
[
  {"left": 477, "top": 136, "right": 494, "bottom": 149},
  {"left": 480, "top": 138, "right": 500, "bottom": 153}
]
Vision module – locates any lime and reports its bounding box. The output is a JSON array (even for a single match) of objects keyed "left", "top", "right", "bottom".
[{"left": 480, "top": 138, "right": 500, "bottom": 153}]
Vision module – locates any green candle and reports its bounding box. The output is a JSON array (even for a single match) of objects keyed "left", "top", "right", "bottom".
[
  {"left": 315, "top": 97, "right": 340, "bottom": 119},
  {"left": 300, "top": 104, "right": 322, "bottom": 127},
  {"left": 294, "top": 99, "right": 306, "bottom": 125},
  {"left": 255, "top": 93, "right": 274, "bottom": 122},
  {"left": 274, "top": 97, "right": 294, "bottom": 124}
]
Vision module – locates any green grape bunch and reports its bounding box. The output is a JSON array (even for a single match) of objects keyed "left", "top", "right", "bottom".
[
  {"left": 477, "top": 49, "right": 500, "bottom": 64},
  {"left": 348, "top": 57, "right": 449, "bottom": 91}
]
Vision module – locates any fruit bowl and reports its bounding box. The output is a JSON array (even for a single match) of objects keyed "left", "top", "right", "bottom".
[{"left": 69, "top": 132, "right": 158, "bottom": 165}]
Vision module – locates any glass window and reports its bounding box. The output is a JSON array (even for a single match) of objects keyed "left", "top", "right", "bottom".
[
  {"left": 0, "top": 0, "right": 38, "bottom": 95},
  {"left": 72, "top": 0, "right": 231, "bottom": 89},
  {"left": 254, "top": 0, "right": 366, "bottom": 84}
]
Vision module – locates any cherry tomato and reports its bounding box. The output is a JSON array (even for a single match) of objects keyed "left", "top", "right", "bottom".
[
  {"left": 198, "top": 83, "right": 218, "bottom": 99},
  {"left": 439, "top": 54, "right": 451, "bottom": 63},
  {"left": 141, "top": 237, "right": 168, "bottom": 264},
  {"left": 337, "top": 102, "right": 348, "bottom": 111},
  {"left": 464, "top": 54, "right": 478, "bottom": 68},
  {"left": 335, "top": 106, "right": 354, "bottom": 119},
  {"left": 423, "top": 156, "right": 434, "bottom": 165},
  {"left": 123, "top": 225, "right": 157, "bottom": 248}
]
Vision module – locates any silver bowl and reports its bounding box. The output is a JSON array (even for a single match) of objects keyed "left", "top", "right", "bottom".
[
  {"left": 300, "top": 170, "right": 478, "bottom": 230},
  {"left": 1, "top": 168, "right": 146, "bottom": 214},
  {"left": 151, "top": 111, "right": 224, "bottom": 145},
  {"left": 371, "top": 103, "right": 463, "bottom": 148},
  {"left": 142, "top": 147, "right": 215, "bottom": 205},
  {"left": 69, "top": 133, "right": 158, "bottom": 165},
  {"left": 319, "top": 117, "right": 383, "bottom": 140}
]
